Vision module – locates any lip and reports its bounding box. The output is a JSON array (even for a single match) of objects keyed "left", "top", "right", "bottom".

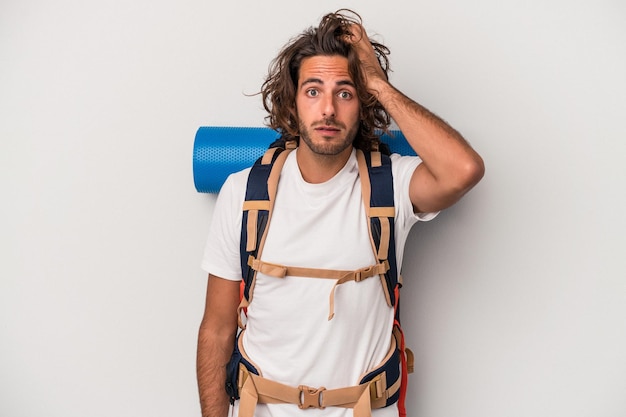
[{"left": 315, "top": 126, "right": 341, "bottom": 133}]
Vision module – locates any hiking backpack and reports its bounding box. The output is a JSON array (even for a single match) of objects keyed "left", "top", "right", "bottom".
[{"left": 227, "top": 140, "right": 414, "bottom": 417}]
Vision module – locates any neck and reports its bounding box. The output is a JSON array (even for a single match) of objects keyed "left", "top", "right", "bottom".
[{"left": 295, "top": 145, "right": 353, "bottom": 184}]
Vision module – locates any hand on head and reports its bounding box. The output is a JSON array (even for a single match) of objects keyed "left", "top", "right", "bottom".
[{"left": 342, "top": 24, "right": 388, "bottom": 96}]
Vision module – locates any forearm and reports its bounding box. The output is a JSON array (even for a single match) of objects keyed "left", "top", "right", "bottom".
[
  {"left": 346, "top": 23, "right": 483, "bottom": 203},
  {"left": 373, "top": 79, "right": 483, "bottom": 188},
  {"left": 196, "top": 321, "right": 236, "bottom": 417}
]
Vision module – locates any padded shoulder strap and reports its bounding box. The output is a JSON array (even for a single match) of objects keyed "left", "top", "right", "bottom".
[
  {"left": 356, "top": 150, "right": 399, "bottom": 309},
  {"left": 240, "top": 146, "right": 291, "bottom": 303}
]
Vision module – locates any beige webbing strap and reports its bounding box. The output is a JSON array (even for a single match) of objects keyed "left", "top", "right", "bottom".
[
  {"left": 285, "top": 139, "right": 298, "bottom": 150},
  {"left": 243, "top": 201, "right": 272, "bottom": 252},
  {"left": 356, "top": 150, "right": 396, "bottom": 307},
  {"left": 266, "top": 150, "right": 285, "bottom": 206},
  {"left": 247, "top": 256, "right": 390, "bottom": 320},
  {"left": 405, "top": 348, "right": 415, "bottom": 373},
  {"left": 237, "top": 366, "right": 396, "bottom": 417},
  {"left": 327, "top": 261, "right": 389, "bottom": 320},
  {"left": 368, "top": 207, "right": 395, "bottom": 217},
  {"left": 239, "top": 147, "right": 293, "bottom": 329},
  {"left": 355, "top": 150, "right": 395, "bottom": 262},
  {"left": 242, "top": 153, "right": 283, "bottom": 253},
  {"left": 243, "top": 203, "right": 268, "bottom": 249},
  {"left": 370, "top": 150, "right": 382, "bottom": 168},
  {"left": 247, "top": 257, "right": 388, "bottom": 280},
  {"left": 235, "top": 329, "right": 403, "bottom": 417},
  {"left": 238, "top": 375, "right": 259, "bottom": 417},
  {"left": 356, "top": 150, "right": 373, "bottom": 224},
  {"left": 261, "top": 146, "right": 281, "bottom": 165},
  {"left": 392, "top": 324, "right": 414, "bottom": 374},
  {"left": 245, "top": 210, "right": 258, "bottom": 252},
  {"left": 376, "top": 216, "right": 391, "bottom": 260}
]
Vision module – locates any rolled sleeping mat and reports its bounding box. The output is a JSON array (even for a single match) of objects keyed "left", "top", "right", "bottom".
[{"left": 193, "top": 126, "right": 415, "bottom": 193}]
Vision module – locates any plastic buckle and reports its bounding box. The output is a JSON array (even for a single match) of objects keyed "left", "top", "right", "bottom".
[
  {"left": 298, "top": 385, "right": 326, "bottom": 409},
  {"left": 355, "top": 266, "right": 373, "bottom": 282},
  {"left": 368, "top": 373, "right": 387, "bottom": 401}
]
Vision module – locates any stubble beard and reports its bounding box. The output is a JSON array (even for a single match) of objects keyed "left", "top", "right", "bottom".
[{"left": 298, "top": 119, "right": 359, "bottom": 156}]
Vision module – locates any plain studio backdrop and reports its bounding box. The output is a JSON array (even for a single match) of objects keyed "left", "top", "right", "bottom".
[{"left": 1, "top": 0, "right": 625, "bottom": 416}]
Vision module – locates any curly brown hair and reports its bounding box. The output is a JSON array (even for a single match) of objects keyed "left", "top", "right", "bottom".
[{"left": 261, "top": 9, "right": 391, "bottom": 152}]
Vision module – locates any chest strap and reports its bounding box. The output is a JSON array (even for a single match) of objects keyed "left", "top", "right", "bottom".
[
  {"left": 244, "top": 256, "right": 390, "bottom": 320},
  {"left": 237, "top": 148, "right": 398, "bottom": 327}
]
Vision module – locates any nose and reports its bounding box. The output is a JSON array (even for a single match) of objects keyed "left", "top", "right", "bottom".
[{"left": 321, "top": 95, "right": 336, "bottom": 118}]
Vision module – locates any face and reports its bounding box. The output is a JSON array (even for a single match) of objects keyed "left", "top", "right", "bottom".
[{"left": 295, "top": 55, "right": 360, "bottom": 157}]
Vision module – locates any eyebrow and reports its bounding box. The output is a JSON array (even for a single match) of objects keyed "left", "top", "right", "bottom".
[{"left": 300, "top": 77, "right": 356, "bottom": 88}]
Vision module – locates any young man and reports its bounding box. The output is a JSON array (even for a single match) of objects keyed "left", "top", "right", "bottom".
[{"left": 197, "top": 10, "right": 484, "bottom": 417}]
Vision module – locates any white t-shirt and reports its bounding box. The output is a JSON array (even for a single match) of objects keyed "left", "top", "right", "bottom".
[{"left": 202, "top": 148, "right": 437, "bottom": 417}]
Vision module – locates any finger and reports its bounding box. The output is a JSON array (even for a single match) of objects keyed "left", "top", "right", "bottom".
[{"left": 343, "top": 23, "right": 365, "bottom": 45}]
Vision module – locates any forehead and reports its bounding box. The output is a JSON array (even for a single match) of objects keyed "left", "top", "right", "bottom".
[{"left": 298, "top": 55, "right": 353, "bottom": 86}]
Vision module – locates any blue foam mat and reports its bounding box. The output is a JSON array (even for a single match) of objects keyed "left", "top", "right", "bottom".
[{"left": 193, "top": 126, "right": 414, "bottom": 193}]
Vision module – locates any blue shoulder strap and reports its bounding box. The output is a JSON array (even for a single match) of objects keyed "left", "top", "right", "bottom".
[
  {"left": 240, "top": 147, "right": 289, "bottom": 303},
  {"left": 362, "top": 151, "right": 399, "bottom": 309}
]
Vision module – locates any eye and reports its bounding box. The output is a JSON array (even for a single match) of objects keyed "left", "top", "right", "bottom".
[
  {"left": 338, "top": 90, "right": 353, "bottom": 99},
  {"left": 306, "top": 89, "right": 319, "bottom": 97}
]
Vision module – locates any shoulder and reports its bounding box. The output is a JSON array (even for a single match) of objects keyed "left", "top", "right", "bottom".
[
  {"left": 215, "top": 167, "right": 252, "bottom": 210},
  {"left": 389, "top": 153, "right": 422, "bottom": 176}
]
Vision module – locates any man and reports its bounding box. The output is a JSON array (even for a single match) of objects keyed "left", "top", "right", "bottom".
[{"left": 197, "top": 10, "right": 484, "bottom": 417}]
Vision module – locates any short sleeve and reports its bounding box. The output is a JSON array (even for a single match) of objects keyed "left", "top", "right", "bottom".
[
  {"left": 390, "top": 154, "right": 439, "bottom": 226},
  {"left": 200, "top": 169, "right": 250, "bottom": 281}
]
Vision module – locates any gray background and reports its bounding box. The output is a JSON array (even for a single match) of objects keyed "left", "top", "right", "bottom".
[{"left": 2, "top": 0, "right": 625, "bottom": 416}]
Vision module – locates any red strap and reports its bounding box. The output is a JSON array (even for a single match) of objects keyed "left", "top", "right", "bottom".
[
  {"left": 398, "top": 349, "right": 408, "bottom": 417},
  {"left": 240, "top": 280, "right": 248, "bottom": 315}
]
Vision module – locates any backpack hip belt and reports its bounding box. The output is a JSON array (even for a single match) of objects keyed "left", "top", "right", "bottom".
[{"left": 232, "top": 326, "right": 406, "bottom": 417}]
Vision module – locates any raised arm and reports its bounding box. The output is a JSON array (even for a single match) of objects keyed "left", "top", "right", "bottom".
[
  {"left": 347, "top": 25, "right": 485, "bottom": 213},
  {"left": 197, "top": 274, "right": 240, "bottom": 417}
]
